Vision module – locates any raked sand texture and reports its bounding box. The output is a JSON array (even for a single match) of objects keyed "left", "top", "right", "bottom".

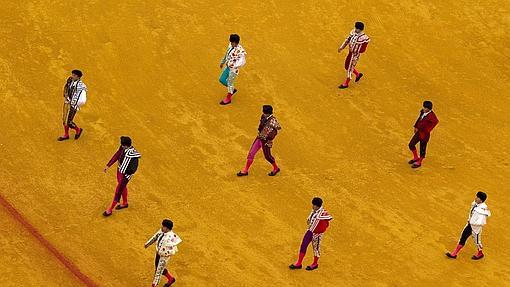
[{"left": 0, "top": 1, "right": 509, "bottom": 286}]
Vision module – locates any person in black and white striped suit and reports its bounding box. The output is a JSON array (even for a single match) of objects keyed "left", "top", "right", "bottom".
[{"left": 102, "top": 136, "right": 141, "bottom": 217}]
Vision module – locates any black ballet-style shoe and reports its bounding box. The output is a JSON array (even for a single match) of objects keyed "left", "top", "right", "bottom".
[
  {"left": 306, "top": 264, "right": 319, "bottom": 271},
  {"left": 408, "top": 159, "right": 417, "bottom": 164},
  {"left": 445, "top": 252, "right": 457, "bottom": 259},
  {"left": 57, "top": 136, "right": 70, "bottom": 141},
  {"left": 339, "top": 84, "right": 348, "bottom": 89},
  {"left": 471, "top": 254, "right": 484, "bottom": 260},
  {"left": 219, "top": 100, "right": 231, "bottom": 105},
  {"left": 74, "top": 128, "right": 83, "bottom": 140},
  {"left": 289, "top": 264, "right": 302, "bottom": 270},
  {"left": 115, "top": 204, "right": 129, "bottom": 210},
  {"left": 102, "top": 211, "right": 112, "bottom": 217},
  {"left": 163, "top": 278, "right": 176, "bottom": 287},
  {"left": 268, "top": 168, "right": 280, "bottom": 176},
  {"left": 237, "top": 171, "right": 248, "bottom": 177},
  {"left": 355, "top": 73, "right": 364, "bottom": 82}
]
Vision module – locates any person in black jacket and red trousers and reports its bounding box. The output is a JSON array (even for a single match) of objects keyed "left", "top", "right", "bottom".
[{"left": 102, "top": 136, "right": 141, "bottom": 217}]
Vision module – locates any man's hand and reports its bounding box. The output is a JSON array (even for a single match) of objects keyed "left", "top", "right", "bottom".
[
  {"left": 414, "top": 128, "right": 418, "bottom": 133},
  {"left": 144, "top": 243, "right": 149, "bottom": 249},
  {"left": 338, "top": 47, "right": 344, "bottom": 53},
  {"left": 265, "top": 140, "right": 273, "bottom": 148},
  {"left": 220, "top": 63, "right": 224, "bottom": 69},
  {"left": 103, "top": 166, "right": 109, "bottom": 173}
]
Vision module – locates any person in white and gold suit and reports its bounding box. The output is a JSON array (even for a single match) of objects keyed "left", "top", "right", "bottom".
[{"left": 145, "top": 219, "right": 182, "bottom": 287}]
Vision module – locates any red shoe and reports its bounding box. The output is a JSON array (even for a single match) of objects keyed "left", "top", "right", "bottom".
[
  {"left": 472, "top": 253, "right": 484, "bottom": 260},
  {"left": 220, "top": 92, "right": 234, "bottom": 105}
]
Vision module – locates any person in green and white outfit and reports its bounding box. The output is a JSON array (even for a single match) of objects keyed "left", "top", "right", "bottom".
[{"left": 219, "top": 34, "right": 246, "bottom": 105}]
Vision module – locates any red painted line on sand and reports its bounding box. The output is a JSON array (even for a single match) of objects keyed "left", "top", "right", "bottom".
[{"left": 0, "top": 193, "right": 99, "bottom": 287}]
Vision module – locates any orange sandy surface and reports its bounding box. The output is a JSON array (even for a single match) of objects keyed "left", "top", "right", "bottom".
[
  {"left": 0, "top": 207, "right": 77, "bottom": 286},
  {"left": 1, "top": 0, "right": 509, "bottom": 286}
]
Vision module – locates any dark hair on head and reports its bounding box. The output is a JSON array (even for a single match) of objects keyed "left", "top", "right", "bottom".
[
  {"left": 312, "top": 197, "right": 323, "bottom": 207},
  {"left": 355, "top": 22, "right": 365, "bottom": 31},
  {"left": 423, "top": 100, "right": 433, "bottom": 110},
  {"left": 476, "top": 191, "right": 487, "bottom": 202},
  {"left": 72, "top": 69, "right": 83, "bottom": 77},
  {"left": 229, "top": 34, "right": 240, "bottom": 43},
  {"left": 162, "top": 219, "right": 173, "bottom": 230},
  {"left": 262, "top": 105, "right": 273, "bottom": 115},
  {"left": 120, "top": 136, "right": 132, "bottom": 147}
]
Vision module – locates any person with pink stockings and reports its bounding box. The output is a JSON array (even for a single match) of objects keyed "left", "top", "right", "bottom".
[
  {"left": 145, "top": 219, "right": 182, "bottom": 287},
  {"left": 446, "top": 192, "right": 491, "bottom": 260},
  {"left": 290, "top": 197, "right": 332, "bottom": 271},
  {"left": 237, "top": 105, "right": 281, "bottom": 177},
  {"left": 408, "top": 101, "right": 439, "bottom": 168},
  {"left": 338, "top": 22, "right": 370, "bottom": 89},
  {"left": 102, "top": 136, "right": 141, "bottom": 217},
  {"left": 218, "top": 34, "right": 246, "bottom": 105}
]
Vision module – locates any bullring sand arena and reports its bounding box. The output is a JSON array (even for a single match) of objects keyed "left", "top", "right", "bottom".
[{"left": 1, "top": 1, "right": 510, "bottom": 286}]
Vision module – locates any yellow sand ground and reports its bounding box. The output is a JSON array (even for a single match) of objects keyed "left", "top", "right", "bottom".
[
  {"left": 1, "top": 0, "right": 509, "bottom": 286},
  {"left": 0, "top": 207, "right": 77, "bottom": 287}
]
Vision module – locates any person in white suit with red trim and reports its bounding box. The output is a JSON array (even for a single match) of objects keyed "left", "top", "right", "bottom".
[
  {"left": 446, "top": 192, "right": 491, "bottom": 260},
  {"left": 145, "top": 219, "right": 182, "bottom": 287}
]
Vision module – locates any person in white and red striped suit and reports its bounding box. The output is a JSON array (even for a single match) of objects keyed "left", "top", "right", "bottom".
[{"left": 338, "top": 22, "right": 370, "bottom": 89}]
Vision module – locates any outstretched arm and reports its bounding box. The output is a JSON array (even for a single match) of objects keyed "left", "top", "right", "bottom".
[
  {"left": 144, "top": 231, "right": 161, "bottom": 248},
  {"left": 220, "top": 45, "right": 231, "bottom": 67},
  {"left": 338, "top": 34, "right": 352, "bottom": 52},
  {"left": 104, "top": 147, "right": 122, "bottom": 172},
  {"left": 63, "top": 77, "right": 72, "bottom": 101}
]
